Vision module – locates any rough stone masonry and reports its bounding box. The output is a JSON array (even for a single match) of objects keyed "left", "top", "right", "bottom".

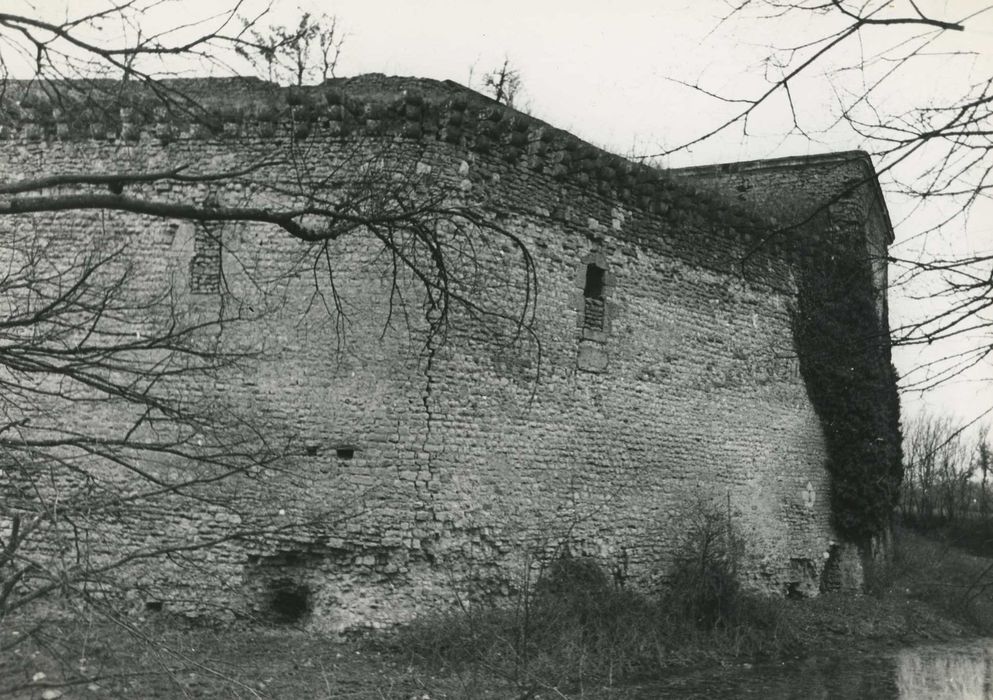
[{"left": 0, "top": 74, "right": 897, "bottom": 632}]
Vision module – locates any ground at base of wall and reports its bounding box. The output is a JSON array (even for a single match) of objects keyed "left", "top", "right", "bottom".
[{"left": 1, "top": 531, "right": 988, "bottom": 699}]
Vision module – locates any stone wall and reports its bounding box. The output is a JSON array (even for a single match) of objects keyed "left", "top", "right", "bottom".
[
  {"left": 671, "top": 151, "right": 893, "bottom": 327},
  {"left": 0, "top": 75, "right": 895, "bottom": 630}
]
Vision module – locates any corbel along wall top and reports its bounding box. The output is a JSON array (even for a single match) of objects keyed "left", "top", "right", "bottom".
[
  {"left": 0, "top": 73, "right": 892, "bottom": 260},
  {"left": 0, "top": 76, "right": 763, "bottom": 233}
]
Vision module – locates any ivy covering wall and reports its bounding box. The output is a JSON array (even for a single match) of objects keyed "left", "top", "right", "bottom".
[{"left": 792, "top": 231, "right": 903, "bottom": 544}]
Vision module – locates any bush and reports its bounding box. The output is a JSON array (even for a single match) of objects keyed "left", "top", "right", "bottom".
[
  {"left": 665, "top": 499, "right": 746, "bottom": 629},
  {"left": 538, "top": 555, "right": 610, "bottom": 601},
  {"left": 387, "top": 554, "right": 666, "bottom": 692},
  {"left": 388, "top": 519, "right": 793, "bottom": 692}
]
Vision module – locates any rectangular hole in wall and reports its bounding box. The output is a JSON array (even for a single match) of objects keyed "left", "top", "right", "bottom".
[
  {"left": 583, "top": 263, "right": 605, "bottom": 299},
  {"left": 583, "top": 263, "right": 607, "bottom": 332}
]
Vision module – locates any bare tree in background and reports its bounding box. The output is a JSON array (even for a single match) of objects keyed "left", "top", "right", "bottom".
[
  {"left": 902, "top": 412, "right": 968, "bottom": 525},
  {"left": 977, "top": 425, "right": 992, "bottom": 521},
  {"left": 483, "top": 57, "right": 523, "bottom": 107},
  {"left": 663, "top": 1, "right": 993, "bottom": 398},
  {"left": 902, "top": 412, "right": 993, "bottom": 529},
  {"left": 238, "top": 10, "right": 345, "bottom": 85}
]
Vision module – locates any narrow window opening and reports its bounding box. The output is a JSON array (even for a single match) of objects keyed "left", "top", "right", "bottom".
[
  {"left": 336, "top": 447, "right": 355, "bottom": 460},
  {"left": 189, "top": 224, "right": 221, "bottom": 294},
  {"left": 583, "top": 264, "right": 606, "bottom": 331},
  {"left": 583, "top": 264, "right": 605, "bottom": 300}
]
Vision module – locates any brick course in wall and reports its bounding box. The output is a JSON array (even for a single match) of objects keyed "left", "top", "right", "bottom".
[{"left": 0, "top": 75, "right": 896, "bottom": 630}]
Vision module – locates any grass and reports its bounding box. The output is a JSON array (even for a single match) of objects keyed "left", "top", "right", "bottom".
[
  {"left": 384, "top": 560, "right": 798, "bottom": 695},
  {"left": 3, "top": 525, "right": 993, "bottom": 699},
  {"left": 872, "top": 526, "right": 993, "bottom": 634},
  {"left": 379, "top": 527, "right": 993, "bottom": 695}
]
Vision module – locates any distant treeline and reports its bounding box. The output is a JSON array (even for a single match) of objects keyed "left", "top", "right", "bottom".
[{"left": 901, "top": 412, "right": 993, "bottom": 552}]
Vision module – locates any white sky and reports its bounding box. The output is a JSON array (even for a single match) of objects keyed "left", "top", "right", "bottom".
[{"left": 11, "top": 0, "right": 993, "bottom": 428}]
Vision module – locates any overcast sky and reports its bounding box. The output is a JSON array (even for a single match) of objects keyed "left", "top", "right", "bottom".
[{"left": 16, "top": 0, "right": 993, "bottom": 427}]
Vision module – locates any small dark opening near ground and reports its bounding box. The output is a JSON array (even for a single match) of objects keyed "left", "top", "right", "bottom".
[
  {"left": 145, "top": 601, "right": 163, "bottom": 612},
  {"left": 336, "top": 447, "right": 354, "bottom": 460},
  {"left": 269, "top": 579, "right": 310, "bottom": 623}
]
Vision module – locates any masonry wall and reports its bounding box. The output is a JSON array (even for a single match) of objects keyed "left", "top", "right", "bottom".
[
  {"left": 0, "top": 76, "right": 872, "bottom": 631},
  {"left": 671, "top": 152, "right": 894, "bottom": 327}
]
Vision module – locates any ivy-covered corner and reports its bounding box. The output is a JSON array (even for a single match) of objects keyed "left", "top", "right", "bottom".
[{"left": 791, "top": 224, "right": 903, "bottom": 546}]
